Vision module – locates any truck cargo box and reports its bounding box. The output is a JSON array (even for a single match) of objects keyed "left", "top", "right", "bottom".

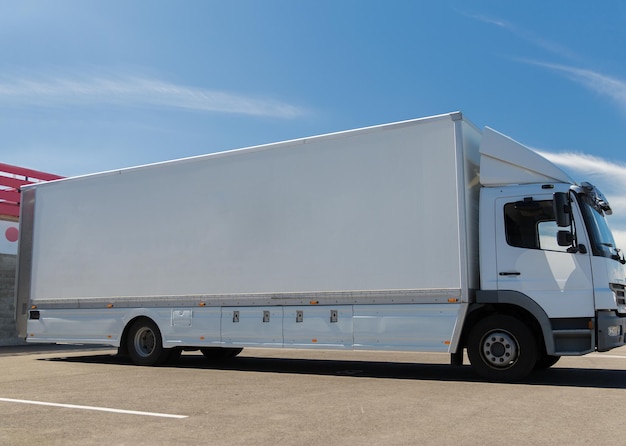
[{"left": 19, "top": 112, "right": 481, "bottom": 308}]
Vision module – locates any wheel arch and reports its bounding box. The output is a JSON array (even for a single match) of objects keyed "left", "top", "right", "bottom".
[
  {"left": 118, "top": 313, "right": 162, "bottom": 356},
  {"left": 460, "top": 290, "right": 555, "bottom": 355}
]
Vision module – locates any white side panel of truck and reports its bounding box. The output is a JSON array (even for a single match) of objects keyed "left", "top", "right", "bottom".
[{"left": 26, "top": 113, "right": 480, "bottom": 303}]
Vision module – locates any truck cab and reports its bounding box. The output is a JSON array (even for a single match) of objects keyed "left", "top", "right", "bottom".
[{"left": 466, "top": 127, "right": 626, "bottom": 380}]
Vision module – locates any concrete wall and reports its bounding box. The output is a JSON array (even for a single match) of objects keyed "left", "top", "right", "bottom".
[{"left": 0, "top": 253, "right": 22, "bottom": 345}]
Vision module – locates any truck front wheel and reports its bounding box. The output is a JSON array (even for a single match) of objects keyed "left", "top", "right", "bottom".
[
  {"left": 127, "top": 319, "right": 172, "bottom": 366},
  {"left": 467, "top": 314, "right": 538, "bottom": 382},
  {"left": 535, "top": 353, "right": 560, "bottom": 370}
]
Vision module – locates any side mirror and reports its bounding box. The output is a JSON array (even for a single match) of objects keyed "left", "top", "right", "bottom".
[
  {"left": 557, "top": 230, "right": 574, "bottom": 247},
  {"left": 553, "top": 192, "right": 571, "bottom": 228}
]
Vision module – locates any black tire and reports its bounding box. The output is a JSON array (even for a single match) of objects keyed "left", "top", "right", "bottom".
[
  {"left": 166, "top": 348, "right": 183, "bottom": 364},
  {"left": 200, "top": 347, "right": 243, "bottom": 361},
  {"left": 535, "top": 354, "right": 560, "bottom": 370},
  {"left": 126, "top": 319, "right": 172, "bottom": 366},
  {"left": 467, "top": 314, "right": 538, "bottom": 382}
]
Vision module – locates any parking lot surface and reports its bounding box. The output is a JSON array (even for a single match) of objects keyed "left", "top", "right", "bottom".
[{"left": 2, "top": 345, "right": 626, "bottom": 445}]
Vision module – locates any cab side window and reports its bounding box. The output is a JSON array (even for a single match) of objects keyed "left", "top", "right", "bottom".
[{"left": 504, "top": 199, "right": 568, "bottom": 252}]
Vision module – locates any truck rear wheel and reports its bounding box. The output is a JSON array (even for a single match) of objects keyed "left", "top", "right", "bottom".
[
  {"left": 127, "top": 319, "right": 172, "bottom": 366},
  {"left": 200, "top": 347, "right": 243, "bottom": 361},
  {"left": 467, "top": 314, "right": 538, "bottom": 382}
]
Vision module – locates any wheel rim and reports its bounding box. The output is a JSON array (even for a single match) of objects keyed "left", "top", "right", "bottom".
[
  {"left": 480, "top": 330, "right": 519, "bottom": 369},
  {"left": 133, "top": 326, "right": 156, "bottom": 358}
]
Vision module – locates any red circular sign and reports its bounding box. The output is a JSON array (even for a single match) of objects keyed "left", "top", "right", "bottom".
[{"left": 5, "top": 227, "right": 18, "bottom": 243}]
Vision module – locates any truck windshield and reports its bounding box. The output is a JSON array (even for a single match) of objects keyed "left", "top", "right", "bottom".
[{"left": 576, "top": 193, "right": 619, "bottom": 260}]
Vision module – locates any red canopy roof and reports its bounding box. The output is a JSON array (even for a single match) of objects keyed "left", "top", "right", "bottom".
[{"left": 0, "top": 163, "right": 64, "bottom": 220}]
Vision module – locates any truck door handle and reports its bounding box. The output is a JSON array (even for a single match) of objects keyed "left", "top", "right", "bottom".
[{"left": 499, "top": 271, "right": 521, "bottom": 276}]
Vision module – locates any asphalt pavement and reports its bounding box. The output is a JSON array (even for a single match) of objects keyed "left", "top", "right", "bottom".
[{"left": 2, "top": 346, "right": 626, "bottom": 445}]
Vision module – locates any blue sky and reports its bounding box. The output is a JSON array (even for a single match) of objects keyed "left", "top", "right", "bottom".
[{"left": 1, "top": 1, "right": 626, "bottom": 246}]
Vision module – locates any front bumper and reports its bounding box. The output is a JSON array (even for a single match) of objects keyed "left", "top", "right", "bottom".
[{"left": 597, "top": 310, "right": 626, "bottom": 351}]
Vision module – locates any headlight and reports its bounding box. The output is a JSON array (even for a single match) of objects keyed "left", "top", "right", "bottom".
[{"left": 607, "top": 325, "right": 622, "bottom": 337}]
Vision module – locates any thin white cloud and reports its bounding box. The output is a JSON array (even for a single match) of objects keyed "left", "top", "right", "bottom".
[
  {"left": 538, "top": 150, "right": 626, "bottom": 186},
  {"left": 461, "top": 12, "right": 579, "bottom": 60},
  {"left": 463, "top": 12, "right": 626, "bottom": 112},
  {"left": 0, "top": 74, "right": 306, "bottom": 118},
  {"left": 520, "top": 60, "right": 626, "bottom": 114}
]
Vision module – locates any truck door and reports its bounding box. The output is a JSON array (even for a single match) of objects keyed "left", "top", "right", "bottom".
[{"left": 495, "top": 195, "right": 594, "bottom": 319}]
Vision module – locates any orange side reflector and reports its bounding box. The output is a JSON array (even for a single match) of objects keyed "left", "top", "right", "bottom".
[{"left": 448, "top": 298, "right": 459, "bottom": 303}]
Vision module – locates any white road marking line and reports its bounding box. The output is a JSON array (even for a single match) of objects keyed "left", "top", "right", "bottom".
[{"left": 0, "top": 397, "right": 188, "bottom": 419}]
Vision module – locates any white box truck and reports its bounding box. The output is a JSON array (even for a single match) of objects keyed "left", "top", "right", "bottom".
[{"left": 15, "top": 112, "right": 626, "bottom": 381}]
